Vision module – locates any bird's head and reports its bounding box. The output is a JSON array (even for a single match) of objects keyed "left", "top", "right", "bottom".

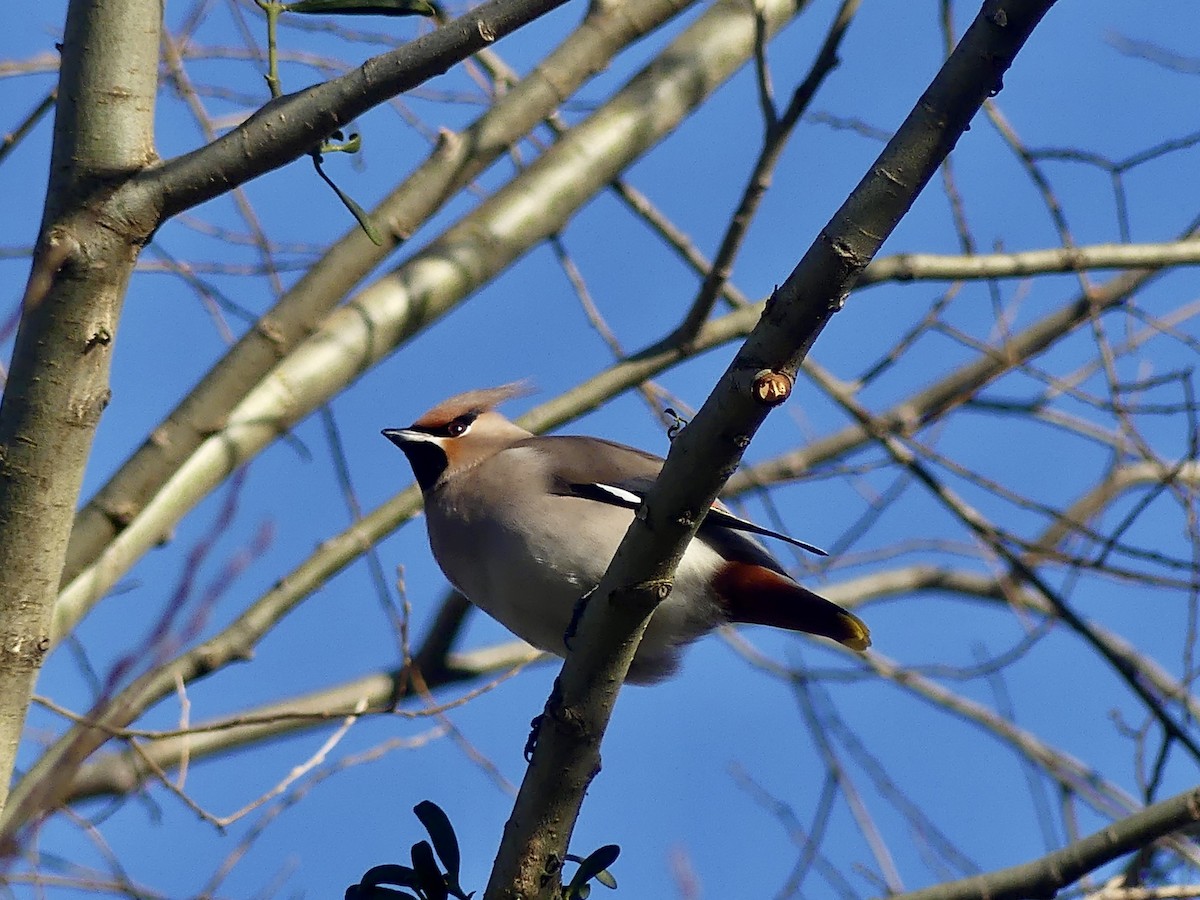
[{"left": 382, "top": 383, "right": 532, "bottom": 491}]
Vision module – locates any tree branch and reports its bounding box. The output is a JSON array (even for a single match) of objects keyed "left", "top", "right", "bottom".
[
  {"left": 140, "top": 0, "right": 578, "bottom": 219},
  {"left": 671, "top": 0, "right": 861, "bottom": 341},
  {"left": 61, "top": 639, "right": 542, "bottom": 803},
  {"left": 890, "top": 786, "right": 1200, "bottom": 900},
  {"left": 484, "top": 2, "right": 1058, "bottom": 897},
  {"left": 723, "top": 263, "right": 1182, "bottom": 496},
  {"left": 858, "top": 239, "right": 1200, "bottom": 286}
]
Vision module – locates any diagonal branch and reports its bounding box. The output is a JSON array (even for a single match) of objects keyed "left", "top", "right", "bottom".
[
  {"left": 803, "top": 361, "right": 1200, "bottom": 760},
  {"left": 671, "top": 0, "right": 862, "bottom": 341},
  {"left": 890, "top": 785, "right": 1200, "bottom": 900},
  {"left": 722, "top": 262, "right": 1185, "bottom": 496},
  {"left": 483, "top": 2, "right": 1058, "bottom": 897},
  {"left": 140, "top": 0, "right": 578, "bottom": 219}
]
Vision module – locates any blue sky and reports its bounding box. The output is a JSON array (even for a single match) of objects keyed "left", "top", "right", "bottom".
[{"left": 2, "top": 0, "right": 1199, "bottom": 897}]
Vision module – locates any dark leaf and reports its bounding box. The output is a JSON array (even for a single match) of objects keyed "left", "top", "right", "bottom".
[
  {"left": 411, "top": 840, "right": 448, "bottom": 900},
  {"left": 565, "top": 845, "right": 620, "bottom": 899},
  {"left": 414, "top": 801, "right": 462, "bottom": 890},
  {"left": 283, "top": 0, "right": 435, "bottom": 15},
  {"left": 592, "top": 868, "right": 617, "bottom": 890},
  {"left": 361, "top": 864, "right": 422, "bottom": 889},
  {"left": 347, "top": 885, "right": 422, "bottom": 900}
]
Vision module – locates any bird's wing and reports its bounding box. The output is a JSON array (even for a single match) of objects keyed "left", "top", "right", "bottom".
[
  {"left": 529, "top": 435, "right": 826, "bottom": 556},
  {"left": 700, "top": 504, "right": 827, "bottom": 556}
]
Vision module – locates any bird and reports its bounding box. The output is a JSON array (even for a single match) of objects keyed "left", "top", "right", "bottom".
[{"left": 382, "top": 384, "right": 869, "bottom": 683}]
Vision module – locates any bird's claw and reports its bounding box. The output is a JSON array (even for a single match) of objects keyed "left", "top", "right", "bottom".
[
  {"left": 524, "top": 677, "right": 565, "bottom": 762},
  {"left": 524, "top": 712, "right": 543, "bottom": 762}
]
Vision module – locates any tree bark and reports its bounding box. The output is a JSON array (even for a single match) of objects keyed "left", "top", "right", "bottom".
[{"left": 0, "top": 0, "right": 162, "bottom": 814}]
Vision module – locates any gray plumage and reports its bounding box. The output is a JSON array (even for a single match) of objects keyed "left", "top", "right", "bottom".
[{"left": 383, "top": 385, "right": 869, "bottom": 683}]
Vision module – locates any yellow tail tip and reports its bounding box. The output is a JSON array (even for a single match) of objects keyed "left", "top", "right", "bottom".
[{"left": 839, "top": 613, "right": 871, "bottom": 652}]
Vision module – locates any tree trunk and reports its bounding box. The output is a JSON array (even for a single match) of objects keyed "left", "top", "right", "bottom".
[{"left": 0, "top": 0, "right": 161, "bottom": 813}]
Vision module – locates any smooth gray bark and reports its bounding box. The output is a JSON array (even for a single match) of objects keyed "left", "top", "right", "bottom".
[{"left": 0, "top": 0, "right": 162, "bottom": 814}]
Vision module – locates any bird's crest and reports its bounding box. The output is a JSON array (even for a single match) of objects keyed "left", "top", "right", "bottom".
[{"left": 411, "top": 382, "right": 531, "bottom": 428}]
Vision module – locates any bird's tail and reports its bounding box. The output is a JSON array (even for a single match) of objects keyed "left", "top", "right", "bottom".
[{"left": 714, "top": 562, "right": 870, "bottom": 651}]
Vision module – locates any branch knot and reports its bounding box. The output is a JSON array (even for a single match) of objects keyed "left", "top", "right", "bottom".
[{"left": 751, "top": 369, "right": 793, "bottom": 405}]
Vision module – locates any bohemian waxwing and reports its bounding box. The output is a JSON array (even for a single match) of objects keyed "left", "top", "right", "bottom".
[{"left": 382, "top": 384, "right": 870, "bottom": 683}]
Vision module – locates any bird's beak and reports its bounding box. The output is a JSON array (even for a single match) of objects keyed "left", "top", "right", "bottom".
[{"left": 381, "top": 427, "right": 439, "bottom": 449}]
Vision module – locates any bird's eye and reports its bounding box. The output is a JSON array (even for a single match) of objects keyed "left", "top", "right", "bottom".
[{"left": 447, "top": 417, "right": 471, "bottom": 437}]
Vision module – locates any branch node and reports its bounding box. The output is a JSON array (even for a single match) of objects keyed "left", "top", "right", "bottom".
[
  {"left": 255, "top": 318, "right": 286, "bottom": 353},
  {"left": 984, "top": 3, "right": 1009, "bottom": 27},
  {"left": 751, "top": 369, "right": 792, "bottom": 405},
  {"left": 84, "top": 327, "right": 113, "bottom": 352},
  {"left": 97, "top": 499, "right": 138, "bottom": 530},
  {"left": 434, "top": 126, "right": 460, "bottom": 154},
  {"left": 611, "top": 579, "right": 672, "bottom": 610}
]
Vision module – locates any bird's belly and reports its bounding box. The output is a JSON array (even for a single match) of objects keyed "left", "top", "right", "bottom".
[
  {"left": 428, "top": 499, "right": 725, "bottom": 682},
  {"left": 470, "top": 518, "right": 610, "bottom": 653}
]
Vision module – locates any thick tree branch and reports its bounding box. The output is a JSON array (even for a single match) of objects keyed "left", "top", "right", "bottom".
[{"left": 484, "top": 2, "right": 1058, "bottom": 897}]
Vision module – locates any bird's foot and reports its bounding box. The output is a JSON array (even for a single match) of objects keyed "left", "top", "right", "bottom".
[
  {"left": 524, "top": 677, "right": 564, "bottom": 762},
  {"left": 524, "top": 712, "right": 543, "bottom": 763}
]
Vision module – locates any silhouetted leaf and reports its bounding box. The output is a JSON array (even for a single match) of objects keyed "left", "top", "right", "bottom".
[
  {"left": 361, "top": 864, "right": 422, "bottom": 890},
  {"left": 415, "top": 801, "right": 467, "bottom": 897},
  {"left": 411, "top": 840, "right": 448, "bottom": 900},
  {"left": 592, "top": 868, "right": 617, "bottom": 890},
  {"left": 565, "top": 845, "right": 620, "bottom": 899},
  {"left": 346, "top": 883, "right": 421, "bottom": 900}
]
